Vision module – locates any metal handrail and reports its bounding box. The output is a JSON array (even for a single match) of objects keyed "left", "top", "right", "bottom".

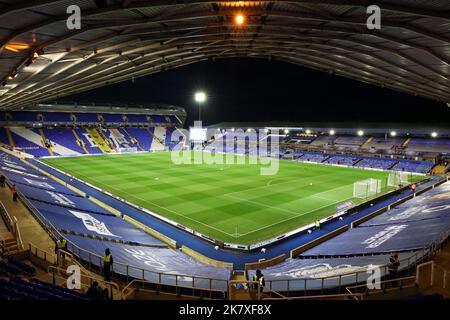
[
  {"left": 264, "top": 293, "right": 365, "bottom": 300},
  {"left": 416, "top": 261, "right": 449, "bottom": 289},
  {"left": 346, "top": 276, "right": 416, "bottom": 295},
  {"left": 120, "top": 278, "right": 227, "bottom": 300},
  {"left": 0, "top": 201, "right": 13, "bottom": 231},
  {"left": 228, "top": 280, "right": 262, "bottom": 300},
  {"left": 12, "top": 216, "right": 23, "bottom": 250},
  {"left": 264, "top": 246, "right": 434, "bottom": 294},
  {"left": 29, "top": 242, "right": 56, "bottom": 264}
]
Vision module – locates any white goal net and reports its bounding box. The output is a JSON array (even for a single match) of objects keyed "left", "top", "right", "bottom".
[
  {"left": 387, "top": 172, "right": 410, "bottom": 187},
  {"left": 353, "top": 178, "right": 382, "bottom": 199}
]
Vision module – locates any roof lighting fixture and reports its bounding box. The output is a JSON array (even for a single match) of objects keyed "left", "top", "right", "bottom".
[{"left": 235, "top": 14, "right": 245, "bottom": 25}]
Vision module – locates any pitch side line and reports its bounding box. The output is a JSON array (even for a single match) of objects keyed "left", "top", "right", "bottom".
[
  {"left": 236, "top": 195, "right": 356, "bottom": 237},
  {"left": 67, "top": 172, "right": 237, "bottom": 238}
]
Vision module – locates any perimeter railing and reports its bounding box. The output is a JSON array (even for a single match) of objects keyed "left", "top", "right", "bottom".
[
  {"left": 20, "top": 191, "right": 230, "bottom": 298},
  {"left": 263, "top": 237, "right": 447, "bottom": 297}
]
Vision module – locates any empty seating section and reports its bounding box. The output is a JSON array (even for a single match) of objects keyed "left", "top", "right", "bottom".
[
  {"left": 334, "top": 136, "right": 366, "bottom": 147},
  {"left": 365, "top": 137, "right": 404, "bottom": 150},
  {"left": 42, "top": 112, "right": 71, "bottom": 123},
  {"left": 42, "top": 128, "right": 85, "bottom": 154},
  {"left": 65, "top": 234, "right": 230, "bottom": 290},
  {"left": 323, "top": 155, "right": 359, "bottom": 166},
  {"left": 102, "top": 113, "right": 124, "bottom": 123},
  {"left": 0, "top": 128, "right": 8, "bottom": 145},
  {"left": 299, "top": 152, "right": 329, "bottom": 163},
  {"left": 355, "top": 158, "right": 398, "bottom": 170},
  {"left": 8, "top": 112, "right": 39, "bottom": 122},
  {"left": 408, "top": 138, "right": 450, "bottom": 153},
  {"left": 75, "top": 128, "right": 102, "bottom": 154},
  {"left": 164, "top": 127, "right": 183, "bottom": 150},
  {"left": 150, "top": 114, "right": 166, "bottom": 124},
  {"left": 249, "top": 182, "right": 450, "bottom": 291},
  {"left": 9, "top": 130, "right": 49, "bottom": 157},
  {"left": 74, "top": 113, "right": 98, "bottom": 122},
  {"left": 126, "top": 114, "right": 147, "bottom": 123},
  {"left": 309, "top": 135, "right": 336, "bottom": 146},
  {"left": 169, "top": 115, "right": 181, "bottom": 124},
  {"left": 0, "top": 278, "right": 89, "bottom": 300},
  {"left": 1, "top": 112, "right": 181, "bottom": 126},
  {"left": 0, "top": 151, "right": 231, "bottom": 289},
  {"left": 126, "top": 128, "right": 154, "bottom": 150},
  {"left": 394, "top": 160, "right": 434, "bottom": 173}
]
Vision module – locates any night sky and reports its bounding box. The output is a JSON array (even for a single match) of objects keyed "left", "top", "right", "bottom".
[{"left": 65, "top": 58, "right": 450, "bottom": 128}]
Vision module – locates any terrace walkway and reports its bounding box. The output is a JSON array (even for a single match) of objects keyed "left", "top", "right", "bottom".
[{"left": 0, "top": 184, "right": 54, "bottom": 254}]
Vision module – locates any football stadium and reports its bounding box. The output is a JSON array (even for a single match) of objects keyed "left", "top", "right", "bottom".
[{"left": 0, "top": 0, "right": 449, "bottom": 307}]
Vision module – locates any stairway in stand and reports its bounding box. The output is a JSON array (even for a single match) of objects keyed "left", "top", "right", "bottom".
[
  {"left": 0, "top": 221, "right": 18, "bottom": 255},
  {"left": 86, "top": 128, "right": 113, "bottom": 153}
]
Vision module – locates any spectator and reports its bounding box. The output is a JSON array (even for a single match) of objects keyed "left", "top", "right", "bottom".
[
  {"left": 252, "top": 269, "right": 265, "bottom": 294},
  {"left": 87, "top": 281, "right": 101, "bottom": 300},
  {"left": 55, "top": 237, "right": 68, "bottom": 263},
  {"left": 388, "top": 252, "right": 400, "bottom": 287},
  {"left": 0, "top": 174, "right": 5, "bottom": 187},
  {"left": 103, "top": 248, "right": 113, "bottom": 282},
  {"left": 101, "top": 288, "right": 111, "bottom": 300},
  {"left": 315, "top": 220, "right": 321, "bottom": 229},
  {"left": 11, "top": 184, "right": 18, "bottom": 202}
]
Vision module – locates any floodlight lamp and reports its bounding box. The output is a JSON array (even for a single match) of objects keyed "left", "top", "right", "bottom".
[{"left": 194, "top": 91, "right": 206, "bottom": 103}]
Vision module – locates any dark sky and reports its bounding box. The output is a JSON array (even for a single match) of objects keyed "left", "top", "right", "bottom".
[{"left": 65, "top": 58, "right": 449, "bottom": 127}]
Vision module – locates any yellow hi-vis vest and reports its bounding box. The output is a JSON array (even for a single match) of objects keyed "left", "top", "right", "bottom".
[
  {"left": 253, "top": 275, "right": 265, "bottom": 287},
  {"left": 57, "top": 240, "right": 67, "bottom": 249},
  {"left": 103, "top": 254, "right": 112, "bottom": 264}
]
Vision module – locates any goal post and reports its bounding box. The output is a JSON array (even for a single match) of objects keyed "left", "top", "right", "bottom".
[
  {"left": 387, "top": 172, "right": 410, "bottom": 187},
  {"left": 353, "top": 178, "right": 382, "bottom": 199}
]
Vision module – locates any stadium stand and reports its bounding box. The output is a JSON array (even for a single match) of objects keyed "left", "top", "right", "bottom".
[
  {"left": 0, "top": 278, "right": 90, "bottom": 300},
  {"left": 355, "top": 158, "right": 398, "bottom": 170},
  {"left": 364, "top": 137, "right": 405, "bottom": 151},
  {"left": 0, "top": 150, "right": 232, "bottom": 293},
  {"left": 247, "top": 252, "right": 422, "bottom": 292},
  {"left": 42, "top": 112, "right": 72, "bottom": 123},
  {"left": 247, "top": 182, "right": 450, "bottom": 293},
  {"left": 323, "top": 155, "right": 359, "bottom": 166},
  {"left": 42, "top": 128, "right": 85, "bottom": 155},
  {"left": 394, "top": 160, "right": 434, "bottom": 174},
  {"left": 64, "top": 234, "right": 230, "bottom": 290},
  {"left": 407, "top": 138, "right": 450, "bottom": 154}
]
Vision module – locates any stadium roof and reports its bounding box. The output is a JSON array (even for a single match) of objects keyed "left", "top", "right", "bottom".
[
  {"left": 0, "top": 1, "right": 449, "bottom": 110},
  {"left": 210, "top": 121, "right": 450, "bottom": 135}
]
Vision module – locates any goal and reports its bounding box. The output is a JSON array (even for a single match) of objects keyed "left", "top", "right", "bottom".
[
  {"left": 387, "top": 172, "right": 410, "bottom": 187},
  {"left": 353, "top": 178, "right": 382, "bottom": 199}
]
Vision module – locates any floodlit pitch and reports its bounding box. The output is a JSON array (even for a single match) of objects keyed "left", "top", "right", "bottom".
[{"left": 43, "top": 152, "right": 424, "bottom": 245}]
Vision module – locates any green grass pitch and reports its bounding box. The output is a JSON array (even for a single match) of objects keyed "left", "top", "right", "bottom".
[{"left": 42, "top": 152, "right": 424, "bottom": 245}]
